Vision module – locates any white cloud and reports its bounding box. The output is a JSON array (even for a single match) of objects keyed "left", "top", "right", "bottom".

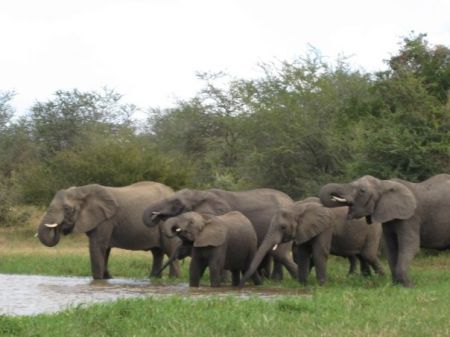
[{"left": 1, "top": 0, "right": 449, "bottom": 114}]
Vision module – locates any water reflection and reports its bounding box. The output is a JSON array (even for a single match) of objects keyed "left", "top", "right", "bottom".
[{"left": 0, "top": 274, "right": 310, "bottom": 316}]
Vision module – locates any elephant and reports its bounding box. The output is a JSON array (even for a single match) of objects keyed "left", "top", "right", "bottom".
[
  {"left": 161, "top": 211, "right": 261, "bottom": 287},
  {"left": 37, "top": 181, "right": 181, "bottom": 280},
  {"left": 319, "top": 174, "right": 450, "bottom": 287},
  {"left": 241, "top": 198, "right": 384, "bottom": 286},
  {"left": 143, "top": 188, "right": 298, "bottom": 280}
]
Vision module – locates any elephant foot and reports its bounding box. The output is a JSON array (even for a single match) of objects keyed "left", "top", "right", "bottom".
[
  {"left": 150, "top": 273, "right": 162, "bottom": 279},
  {"left": 375, "top": 270, "right": 386, "bottom": 277},
  {"left": 104, "top": 272, "right": 113, "bottom": 279},
  {"left": 393, "top": 276, "right": 413, "bottom": 288}
]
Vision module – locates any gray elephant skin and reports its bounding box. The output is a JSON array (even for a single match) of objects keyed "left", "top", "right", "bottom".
[
  {"left": 37, "top": 181, "right": 181, "bottom": 280},
  {"left": 162, "top": 211, "right": 261, "bottom": 287},
  {"left": 241, "top": 198, "right": 384, "bottom": 286},
  {"left": 143, "top": 188, "right": 298, "bottom": 280},
  {"left": 319, "top": 174, "right": 450, "bottom": 287}
]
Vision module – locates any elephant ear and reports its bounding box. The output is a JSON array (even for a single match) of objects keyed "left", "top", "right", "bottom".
[
  {"left": 372, "top": 180, "right": 417, "bottom": 223},
  {"left": 194, "top": 218, "right": 227, "bottom": 247},
  {"left": 74, "top": 185, "right": 118, "bottom": 233},
  {"left": 295, "top": 204, "right": 332, "bottom": 245}
]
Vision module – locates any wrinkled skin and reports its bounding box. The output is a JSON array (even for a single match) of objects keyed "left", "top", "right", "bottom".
[
  {"left": 162, "top": 211, "right": 261, "bottom": 287},
  {"left": 37, "top": 181, "right": 181, "bottom": 280},
  {"left": 143, "top": 188, "right": 297, "bottom": 280},
  {"left": 319, "top": 174, "right": 450, "bottom": 287},
  {"left": 241, "top": 198, "right": 384, "bottom": 286}
]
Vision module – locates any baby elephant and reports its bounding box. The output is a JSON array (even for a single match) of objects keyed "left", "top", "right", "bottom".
[
  {"left": 241, "top": 199, "right": 384, "bottom": 286},
  {"left": 162, "top": 211, "right": 261, "bottom": 287}
]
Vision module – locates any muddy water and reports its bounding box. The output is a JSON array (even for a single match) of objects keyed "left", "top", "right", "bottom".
[{"left": 0, "top": 274, "right": 310, "bottom": 316}]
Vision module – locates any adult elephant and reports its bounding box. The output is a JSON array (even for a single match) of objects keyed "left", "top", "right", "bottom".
[
  {"left": 143, "top": 188, "right": 298, "bottom": 280},
  {"left": 319, "top": 174, "right": 450, "bottom": 287},
  {"left": 37, "top": 181, "right": 181, "bottom": 280},
  {"left": 241, "top": 198, "right": 384, "bottom": 286}
]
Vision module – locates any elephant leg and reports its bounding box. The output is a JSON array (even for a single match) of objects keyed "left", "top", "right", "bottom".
[
  {"left": 271, "top": 243, "right": 298, "bottom": 280},
  {"left": 394, "top": 223, "right": 420, "bottom": 287},
  {"left": 312, "top": 243, "right": 328, "bottom": 285},
  {"left": 168, "top": 259, "right": 181, "bottom": 278},
  {"left": 360, "top": 253, "right": 385, "bottom": 276},
  {"left": 88, "top": 241, "right": 109, "bottom": 280},
  {"left": 150, "top": 248, "right": 164, "bottom": 278},
  {"left": 382, "top": 229, "right": 399, "bottom": 283},
  {"left": 231, "top": 270, "right": 241, "bottom": 287},
  {"left": 294, "top": 244, "right": 311, "bottom": 285},
  {"left": 189, "top": 250, "right": 207, "bottom": 287},
  {"left": 309, "top": 257, "right": 315, "bottom": 272},
  {"left": 221, "top": 270, "right": 231, "bottom": 283},
  {"left": 258, "top": 255, "right": 272, "bottom": 279},
  {"left": 87, "top": 226, "right": 112, "bottom": 280},
  {"left": 103, "top": 247, "right": 113, "bottom": 279},
  {"left": 270, "top": 260, "right": 283, "bottom": 281},
  {"left": 250, "top": 270, "right": 262, "bottom": 286},
  {"left": 347, "top": 255, "right": 357, "bottom": 275},
  {"left": 357, "top": 255, "right": 372, "bottom": 277},
  {"left": 209, "top": 252, "right": 225, "bottom": 287}
]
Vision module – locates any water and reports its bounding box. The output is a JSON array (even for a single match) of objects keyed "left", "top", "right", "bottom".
[{"left": 0, "top": 274, "right": 310, "bottom": 316}]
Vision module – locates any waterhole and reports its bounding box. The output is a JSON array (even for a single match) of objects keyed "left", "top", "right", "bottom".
[{"left": 0, "top": 274, "right": 310, "bottom": 316}]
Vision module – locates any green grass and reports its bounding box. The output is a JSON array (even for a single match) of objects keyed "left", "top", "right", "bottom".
[{"left": 1, "top": 226, "right": 450, "bottom": 337}]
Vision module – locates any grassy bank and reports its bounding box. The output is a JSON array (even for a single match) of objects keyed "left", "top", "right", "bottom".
[{"left": 1, "top": 224, "right": 450, "bottom": 337}]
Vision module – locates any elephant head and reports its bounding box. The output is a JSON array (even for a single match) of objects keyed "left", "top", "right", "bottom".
[
  {"left": 143, "top": 189, "right": 230, "bottom": 228},
  {"left": 319, "top": 175, "right": 417, "bottom": 223},
  {"left": 37, "top": 185, "right": 118, "bottom": 247},
  {"left": 161, "top": 212, "right": 226, "bottom": 247},
  {"left": 242, "top": 201, "right": 332, "bottom": 282}
]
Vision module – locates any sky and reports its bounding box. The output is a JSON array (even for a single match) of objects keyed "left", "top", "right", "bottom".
[{"left": 1, "top": 0, "right": 449, "bottom": 116}]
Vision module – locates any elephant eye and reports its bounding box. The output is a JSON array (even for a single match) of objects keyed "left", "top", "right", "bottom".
[{"left": 359, "top": 187, "right": 366, "bottom": 193}]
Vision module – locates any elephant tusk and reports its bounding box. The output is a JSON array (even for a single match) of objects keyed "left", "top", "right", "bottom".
[
  {"left": 44, "top": 223, "right": 59, "bottom": 228},
  {"left": 152, "top": 211, "right": 161, "bottom": 215},
  {"left": 175, "top": 228, "right": 182, "bottom": 232},
  {"left": 272, "top": 244, "right": 278, "bottom": 251},
  {"left": 331, "top": 196, "right": 347, "bottom": 203},
  {"left": 34, "top": 233, "right": 38, "bottom": 238}
]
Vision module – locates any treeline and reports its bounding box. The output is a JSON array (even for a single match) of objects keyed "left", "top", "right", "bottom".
[{"left": 0, "top": 33, "right": 449, "bottom": 226}]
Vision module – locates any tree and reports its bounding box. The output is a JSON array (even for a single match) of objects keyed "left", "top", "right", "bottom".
[
  {"left": 0, "top": 91, "right": 15, "bottom": 133},
  {"left": 28, "top": 88, "right": 137, "bottom": 157},
  {"left": 351, "top": 33, "right": 450, "bottom": 181}
]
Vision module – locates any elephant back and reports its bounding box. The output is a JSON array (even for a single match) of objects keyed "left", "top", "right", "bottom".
[
  {"left": 208, "top": 188, "right": 293, "bottom": 243},
  {"left": 109, "top": 182, "right": 176, "bottom": 250}
]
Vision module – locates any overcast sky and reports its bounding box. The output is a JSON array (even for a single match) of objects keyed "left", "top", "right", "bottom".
[{"left": 1, "top": 0, "right": 449, "bottom": 115}]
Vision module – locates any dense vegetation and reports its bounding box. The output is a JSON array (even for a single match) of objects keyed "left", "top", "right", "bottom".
[{"left": 0, "top": 33, "right": 449, "bottom": 226}]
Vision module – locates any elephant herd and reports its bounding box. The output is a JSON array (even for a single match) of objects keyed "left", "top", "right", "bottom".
[{"left": 37, "top": 174, "right": 450, "bottom": 288}]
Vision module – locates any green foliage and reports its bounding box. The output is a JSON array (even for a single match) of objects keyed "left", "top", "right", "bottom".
[
  {"left": 0, "top": 33, "right": 449, "bottom": 211},
  {"left": 0, "top": 91, "right": 15, "bottom": 133},
  {"left": 14, "top": 128, "right": 192, "bottom": 205},
  {"left": 28, "top": 88, "right": 137, "bottom": 157},
  {"left": 349, "top": 33, "right": 450, "bottom": 181}
]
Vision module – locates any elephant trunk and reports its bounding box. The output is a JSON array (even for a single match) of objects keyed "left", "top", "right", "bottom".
[
  {"left": 36, "top": 212, "right": 63, "bottom": 247},
  {"left": 319, "top": 183, "right": 353, "bottom": 208},
  {"left": 37, "top": 223, "right": 61, "bottom": 247},
  {"left": 161, "top": 219, "right": 179, "bottom": 238},
  {"left": 143, "top": 207, "right": 159, "bottom": 228},
  {"left": 240, "top": 232, "right": 282, "bottom": 286}
]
